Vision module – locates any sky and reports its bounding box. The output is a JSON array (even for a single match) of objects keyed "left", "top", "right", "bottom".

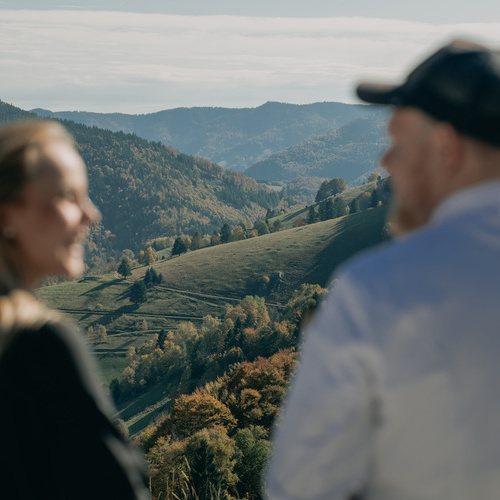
[{"left": 1, "top": 1, "right": 500, "bottom": 113}]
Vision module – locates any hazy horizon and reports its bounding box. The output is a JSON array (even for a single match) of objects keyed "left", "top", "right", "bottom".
[{"left": 2, "top": 2, "right": 500, "bottom": 113}]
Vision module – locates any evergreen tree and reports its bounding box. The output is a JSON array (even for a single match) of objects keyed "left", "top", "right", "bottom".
[
  {"left": 234, "top": 427, "right": 271, "bottom": 500},
  {"left": 144, "top": 268, "right": 152, "bottom": 287},
  {"left": 318, "top": 201, "right": 328, "bottom": 221},
  {"left": 144, "top": 267, "right": 159, "bottom": 287},
  {"left": 324, "top": 198, "right": 335, "bottom": 220},
  {"left": 117, "top": 257, "right": 132, "bottom": 278},
  {"left": 371, "top": 189, "right": 379, "bottom": 207},
  {"left": 172, "top": 236, "right": 187, "bottom": 256},
  {"left": 157, "top": 329, "right": 166, "bottom": 350},
  {"left": 187, "top": 438, "right": 223, "bottom": 500},
  {"left": 191, "top": 231, "right": 202, "bottom": 251},
  {"left": 130, "top": 280, "right": 147, "bottom": 304},
  {"left": 349, "top": 197, "right": 360, "bottom": 214},
  {"left": 150, "top": 267, "right": 159, "bottom": 283},
  {"left": 306, "top": 205, "right": 318, "bottom": 224},
  {"left": 333, "top": 197, "right": 347, "bottom": 218},
  {"left": 220, "top": 223, "right": 232, "bottom": 244}
]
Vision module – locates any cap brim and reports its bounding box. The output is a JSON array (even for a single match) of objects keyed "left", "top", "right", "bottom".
[{"left": 356, "top": 82, "right": 401, "bottom": 105}]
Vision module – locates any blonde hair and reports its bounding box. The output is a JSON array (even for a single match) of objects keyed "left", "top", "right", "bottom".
[
  {"left": 0, "top": 120, "right": 71, "bottom": 345},
  {"left": 0, "top": 290, "right": 60, "bottom": 355}
]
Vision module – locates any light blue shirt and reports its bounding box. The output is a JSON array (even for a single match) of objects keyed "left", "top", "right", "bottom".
[{"left": 266, "top": 181, "right": 500, "bottom": 500}]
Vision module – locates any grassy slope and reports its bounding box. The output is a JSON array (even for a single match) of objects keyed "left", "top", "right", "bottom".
[
  {"left": 37, "top": 206, "right": 388, "bottom": 432},
  {"left": 139, "top": 205, "right": 388, "bottom": 303},
  {"left": 271, "top": 180, "right": 379, "bottom": 229}
]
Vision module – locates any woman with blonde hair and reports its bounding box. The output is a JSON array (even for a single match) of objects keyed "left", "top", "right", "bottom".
[{"left": 0, "top": 120, "right": 149, "bottom": 499}]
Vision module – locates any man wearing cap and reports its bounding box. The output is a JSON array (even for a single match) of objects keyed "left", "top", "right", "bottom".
[{"left": 266, "top": 40, "right": 500, "bottom": 500}]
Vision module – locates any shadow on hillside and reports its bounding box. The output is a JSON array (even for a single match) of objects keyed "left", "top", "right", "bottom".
[
  {"left": 128, "top": 402, "right": 172, "bottom": 437},
  {"left": 85, "top": 304, "right": 137, "bottom": 327},
  {"left": 80, "top": 278, "right": 121, "bottom": 296},
  {"left": 304, "top": 206, "right": 389, "bottom": 287},
  {"left": 116, "top": 288, "right": 132, "bottom": 302}
]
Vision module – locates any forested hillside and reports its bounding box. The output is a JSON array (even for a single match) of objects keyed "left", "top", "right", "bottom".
[
  {"left": 245, "top": 110, "right": 389, "bottom": 183},
  {"left": 0, "top": 100, "right": 282, "bottom": 251},
  {"left": 130, "top": 285, "right": 326, "bottom": 500},
  {"left": 32, "top": 101, "right": 371, "bottom": 172}
]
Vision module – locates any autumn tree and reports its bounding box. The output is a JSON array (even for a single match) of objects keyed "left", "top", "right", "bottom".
[
  {"left": 368, "top": 172, "right": 382, "bottom": 182},
  {"left": 121, "top": 248, "right": 135, "bottom": 260},
  {"left": 254, "top": 220, "right": 269, "bottom": 236},
  {"left": 168, "top": 392, "right": 237, "bottom": 439},
  {"left": 210, "top": 231, "right": 221, "bottom": 246},
  {"left": 95, "top": 324, "right": 107, "bottom": 343},
  {"left": 315, "top": 177, "right": 347, "bottom": 202},
  {"left": 145, "top": 246, "right": 157, "bottom": 264},
  {"left": 232, "top": 225, "right": 246, "bottom": 241},
  {"left": 292, "top": 216, "right": 306, "bottom": 227}
]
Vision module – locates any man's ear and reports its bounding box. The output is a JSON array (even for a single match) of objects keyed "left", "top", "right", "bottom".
[{"left": 434, "top": 123, "right": 464, "bottom": 179}]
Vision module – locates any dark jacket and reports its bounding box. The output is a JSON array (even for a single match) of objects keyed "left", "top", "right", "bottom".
[{"left": 0, "top": 321, "right": 150, "bottom": 499}]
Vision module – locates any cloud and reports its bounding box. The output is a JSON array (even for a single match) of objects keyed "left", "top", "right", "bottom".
[{"left": 1, "top": 10, "right": 500, "bottom": 113}]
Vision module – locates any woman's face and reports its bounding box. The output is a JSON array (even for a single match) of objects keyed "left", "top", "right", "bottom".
[{"left": 3, "top": 141, "right": 100, "bottom": 285}]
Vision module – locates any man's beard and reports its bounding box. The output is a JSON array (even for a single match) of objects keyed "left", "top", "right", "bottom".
[{"left": 387, "top": 195, "right": 432, "bottom": 236}]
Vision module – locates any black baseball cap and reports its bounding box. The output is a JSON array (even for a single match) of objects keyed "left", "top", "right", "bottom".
[{"left": 356, "top": 40, "right": 500, "bottom": 147}]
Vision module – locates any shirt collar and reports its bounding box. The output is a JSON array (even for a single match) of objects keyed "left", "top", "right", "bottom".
[{"left": 431, "top": 180, "right": 500, "bottom": 225}]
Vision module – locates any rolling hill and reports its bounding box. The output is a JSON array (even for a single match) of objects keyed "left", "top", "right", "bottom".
[
  {"left": 244, "top": 110, "right": 389, "bottom": 183},
  {"left": 32, "top": 101, "right": 373, "bottom": 172},
  {"left": 0, "top": 100, "right": 283, "bottom": 251},
  {"left": 37, "top": 203, "right": 389, "bottom": 382}
]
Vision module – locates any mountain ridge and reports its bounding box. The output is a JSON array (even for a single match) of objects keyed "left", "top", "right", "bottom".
[
  {"left": 0, "top": 100, "right": 282, "bottom": 252},
  {"left": 244, "top": 110, "right": 389, "bottom": 183},
  {"left": 31, "top": 101, "right": 372, "bottom": 172}
]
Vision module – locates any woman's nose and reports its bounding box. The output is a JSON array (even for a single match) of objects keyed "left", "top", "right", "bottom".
[{"left": 83, "top": 197, "right": 101, "bottom": 225}]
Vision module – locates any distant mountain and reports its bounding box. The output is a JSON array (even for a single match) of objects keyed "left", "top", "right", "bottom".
[
  {"left": 244, "top": 110, "right": 389, "bottom": 184},
  {"left": 0, "top": 100, "right": 281, "bottom": 251},
  {"left": 31, "top": 101, "right": 372, "bottom": 172}
]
